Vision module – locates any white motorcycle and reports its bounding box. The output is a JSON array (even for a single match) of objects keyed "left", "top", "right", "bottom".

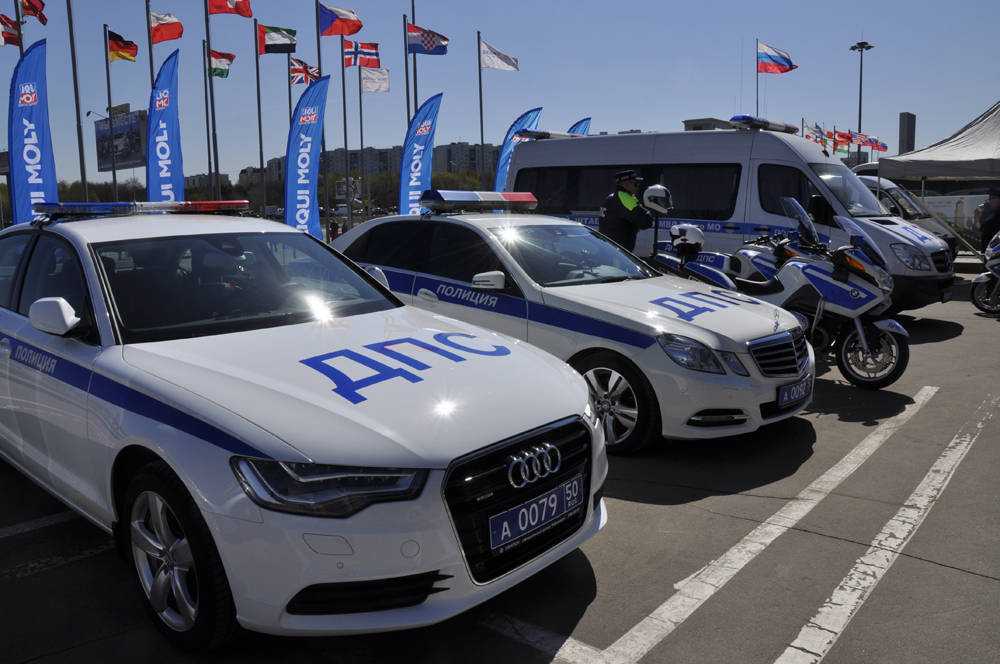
[{"left": 971, "top": 231, "right": 1000, "bottom": 314}]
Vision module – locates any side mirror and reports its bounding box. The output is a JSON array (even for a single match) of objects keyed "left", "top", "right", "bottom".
[
  {"left": 29, "top": 297, "right": 81, "bottom": 336},
  {"left": 643, "top": 184, "right": 673, "bottom": 216},
  {"left": 364, "top": 265, "right": 390, "bottom": 289},
  {"left": 472, "top": 270, "right": 505, "bottom": 290}
]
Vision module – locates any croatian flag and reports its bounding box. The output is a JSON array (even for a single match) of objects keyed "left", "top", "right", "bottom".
[
  {"left": 407, "top": 23, "right": 448, "bottom": 55},
  {"left": 318, "top": 4, "right": 362, "bottom": 36},
  {"left": 756, "top": 41, "right": 797, "bottom": 74}
]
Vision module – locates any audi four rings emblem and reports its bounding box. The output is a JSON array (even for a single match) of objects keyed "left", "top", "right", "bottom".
[{"left": 507, "top": 443, "right": 562, "bottom": 489}]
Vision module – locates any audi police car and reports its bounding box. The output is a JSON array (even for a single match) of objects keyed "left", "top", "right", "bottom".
[
  {"left": 0, "top": 201, "right": 607, "bottom": 648},
  {"left": 336, "top": 191, "right": 816, "bottom": 454}
]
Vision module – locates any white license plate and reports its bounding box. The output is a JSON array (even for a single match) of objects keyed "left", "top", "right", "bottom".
[
  {"left": 778, "top": 375, "right": 812, "bottom": 407},
  {"left": 488, "top": 475, "right": 585, "bottom": 551}
]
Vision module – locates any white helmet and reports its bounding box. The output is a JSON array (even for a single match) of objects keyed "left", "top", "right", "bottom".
[{"left": 670, "top": 223, "right": 705, "bottom": 249}]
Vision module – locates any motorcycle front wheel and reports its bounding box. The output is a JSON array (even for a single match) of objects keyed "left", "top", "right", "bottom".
[
  {"left": 836, "top": 328, "right": 909, "bottom": 390},
  {"left": 971, "top": 276, "right": 1000, "bottom": 314}
]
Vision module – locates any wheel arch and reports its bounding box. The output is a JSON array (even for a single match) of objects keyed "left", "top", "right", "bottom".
[
  {"left": 567, "top": 346, "right": 662, "bottom": 426},
  {"left": 109, "top": 445, "right": 174, "bottom": 544}
]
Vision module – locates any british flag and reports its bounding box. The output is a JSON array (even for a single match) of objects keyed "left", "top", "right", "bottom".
[
  {"left": 343, "top": 40, "right": 380, "bottom": 68},
  {"left": 289, "top": 57, "right": 320, "bottom": 85}
]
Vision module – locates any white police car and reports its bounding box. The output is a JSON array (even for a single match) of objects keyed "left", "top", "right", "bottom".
[
  {"left": 0, "top": 201, "right": 607, "bottom": 648},
  {"left": 335, "top": 191, "right": 815, "bottom": 454}
]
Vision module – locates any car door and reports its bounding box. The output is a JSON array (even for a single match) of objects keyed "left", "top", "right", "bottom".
[
  {"left": 341, "top": 220, "right": 429, "bottom": 303},
  {"left": 0, "top": 232, "right": 34, "bottom": 466},
  {"left": 751, "top": 162, "right": 848, "bottom": 247},
  {"left": 9, "top": 233, "right": 105, "bottom": 515},
  {"left": 411, "top": 222, "right": 529, "bottom": 340}
]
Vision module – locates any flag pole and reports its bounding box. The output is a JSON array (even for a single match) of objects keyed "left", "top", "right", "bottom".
[
  {"left": 755, "top": 37, "right": 759, "bottom": 117},
  {"left": 287, "top": 54, "right": 293, "bottom": 121},
  {"left": 339, "top": 35, "right": 351, "bottom": 225},
  {"left": 476, "top": 30, "right": 484, "bottom": 182},
  {"left": 203, "top": 0, "right": 222, "bottom": 198},
  {"left": 314, "top": 0, "right": 330, "bottom": 230},
  {"left": 13, "top": 0, "right": 23, "bottom": 56},
  {"left": 410, "top": 0, "right": 418, "bottom": 109},
  {"left": 144, "top": 0, "right": 154, "bottom": 87},
  {"left": 402, "top": 14, "right": 411, "bottom": 127},
  {"left": 102, "top": 24, "right": 119, "bottom": 201},
  {"left": 202, "top": 39, "right": 213, "bottom": 188},
  {"left": 253, "top": 18, "right": 265, "bottom": 211},
  {"left": 358, "top": 65, "right": 365, "bottom": 214},
  {"left": 66, "top": 0, "right": 88, "bottom": 201}
]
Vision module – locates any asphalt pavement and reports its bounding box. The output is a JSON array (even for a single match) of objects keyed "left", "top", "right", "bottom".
[{"left": 1, "top": 279, "right": 997, "bottom": 664}]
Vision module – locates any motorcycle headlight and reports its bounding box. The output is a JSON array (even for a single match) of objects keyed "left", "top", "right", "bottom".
[
  {"left": 657, "top": 334, "right": 724, "bottom": 374},
  {"left": 231, "top": 458, "right": 427, "bottom": 518},
  {"left": 870, "top": 265, "right": 894, "bottom": 293},
  {"left": 890, "top": 243, "right": 932, "bottom": 271}
]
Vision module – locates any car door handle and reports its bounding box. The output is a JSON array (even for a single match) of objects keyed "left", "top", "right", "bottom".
[{"left": 417, "top": 288, "right": 439, "bottom": 303}]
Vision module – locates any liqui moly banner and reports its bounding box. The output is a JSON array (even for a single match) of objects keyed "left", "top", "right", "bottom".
[
  {"left": 146, "top": 49, "right": 184, "bottom": 201},
  {"left": 399, "top": 93, "right": 443, "bottom": 215},
  {"left": 284, "top": 75, "right": 331, "bottom": 238},
  {"left": 8, "top": 40, "right": 58, "bottom": 224},
  {"left": 567, "top": 117, "right": 591, "bottom": 135},
  {"left": 494, "top": 107, "right": 541, "bottom": 191}
]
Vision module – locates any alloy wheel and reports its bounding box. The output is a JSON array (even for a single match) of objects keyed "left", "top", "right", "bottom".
[
  {"left": 583, "top": 367, "right": 639, "bottom": 446},
  {"left": 842, "top": 330, "right": 898, "bottom": 382}
]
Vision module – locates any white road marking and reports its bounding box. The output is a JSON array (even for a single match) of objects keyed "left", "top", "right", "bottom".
[
  {"left": 0, "top": 511, "right": 76, "bottom": 541},
  {"left": 773, "top": 394, "right": 999, "bottom": 664},
  {"left": 600, "top": 385, "right": 939, "bottom": 664},
  {"left": 481, "top": 613, "right": 605, "bottom": 664}
]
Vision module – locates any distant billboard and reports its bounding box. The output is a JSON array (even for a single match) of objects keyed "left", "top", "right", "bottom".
[{"left": 95, "top": 109, "right": 147, "bottom": 172}]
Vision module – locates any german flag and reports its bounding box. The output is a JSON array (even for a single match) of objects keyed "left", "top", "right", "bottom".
[{"left": 107, "top": 30, "right": 138, "bottom": 63}]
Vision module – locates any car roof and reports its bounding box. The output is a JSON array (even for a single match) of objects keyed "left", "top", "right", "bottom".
[
  {"left": 11, "top": 214, "right": 296, "bottom": 245},
  {"left": 858, "top": 175, "right": 900, "bottom": 189}
]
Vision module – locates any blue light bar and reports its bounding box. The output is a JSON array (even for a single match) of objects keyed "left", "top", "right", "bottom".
[
  {"left": 729, "top": 115, "right": 799, "bottom": 134},
  {"left": 418, "top": 190, "right": 538, "bottom": 213},
  {"left": 32, "top": 200, "right": 251, "bottom": 221}
]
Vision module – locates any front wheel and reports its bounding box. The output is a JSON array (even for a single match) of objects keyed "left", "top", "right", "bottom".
[
  {"left": 571, "top": 352, "right": 659, "bottom": 455},
  {"left": 971, "top": 276, "right": 1000, "bottom": 314},
  {"left": 835, "top": 327, "right": 909, "bottom": 390}
]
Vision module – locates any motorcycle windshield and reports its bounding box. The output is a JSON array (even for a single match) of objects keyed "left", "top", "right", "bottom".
[
  {"left": 837, "top": 216, "right": 888, "bottom": 268},
  {"left": 779, "top": 196, "right": 821, "bottom": 246}
]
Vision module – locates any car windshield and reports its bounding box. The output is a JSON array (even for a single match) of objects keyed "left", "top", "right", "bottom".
[
  {"left": 96, "top": 232, "right": 397, "bottom": 343},
  {"left": 885, "top": 186, "right": 931, "bottom": 218},
  {"left": 490, "top": 224, "right": 657, "bottom": 287},
  {"left": 810, "top": 163, "right": 885, "bottom": 217}
]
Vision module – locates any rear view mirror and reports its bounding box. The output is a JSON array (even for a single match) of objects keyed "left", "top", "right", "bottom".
[
  {"left": 29, "top": 297, "right": 81, "bottom": 336},
  {"left": 643, "top": 185, "right": 673, "bottom": 216},
  {"left": 472, "top": 271, "right": 505, "bottom": 290},
  {"left": 364, "top": 265, "right": 390, "bottom": 289}
]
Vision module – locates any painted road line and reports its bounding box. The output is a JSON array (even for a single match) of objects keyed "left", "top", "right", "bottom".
[
  {"left": 601, "top": 385, "right": 939, "bottom": 664},
  {"left": 0, "top": 511, "right": 76, "bottom": 541},
  {"left": 481, "top": 613, "right": 605, "bottom": 664},
  {"left": 773, "top": 394, "right": 999, "bottom": 664}
]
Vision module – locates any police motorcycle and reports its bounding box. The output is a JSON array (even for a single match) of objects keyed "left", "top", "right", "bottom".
[
  {"left": 644, "top": 188, "right": 909, "bottom": 390},
  {"left": 971, "top": 230, "right": 1000, "bottom": 314}
]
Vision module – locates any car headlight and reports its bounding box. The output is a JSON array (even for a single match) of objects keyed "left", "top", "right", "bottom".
[
  {"left": 870, "top": 265, "right": 894, "bottom": 293},
  {"left": 657, "top": 334, "right": 724, "bottom": 374},
  {"left": 231, "top": 458, "right": 428, "bottom": 518},
  {"left": 890, "top": 243, "right": 932, "bottom": 271},
  {"left": 718, "top": 350, "right": 749, "bottom": 376}
]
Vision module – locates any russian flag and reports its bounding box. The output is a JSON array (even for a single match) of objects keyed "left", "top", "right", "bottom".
[
  {"left": 757, "top": 41, "right": 797, "bottom": 74},
  {"left": 318, "top": 4, "right": 362, "bottom": 36}
]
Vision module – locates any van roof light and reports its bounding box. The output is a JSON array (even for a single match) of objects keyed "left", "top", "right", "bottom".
[
  {"left": 31, "top": 200, "right": 251, "bottom": 224},
  {"left": 418, "top": 190, "right": 538, "bottom": 213},
  {"left": 729, "top": 115, "right": 799, "bottom": 134}
]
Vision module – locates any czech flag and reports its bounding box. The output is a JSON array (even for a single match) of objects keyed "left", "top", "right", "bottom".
[
  {"left": 318, "top": 4, "right": 362, "bottom": 36},
  {"left": 107, "top": 30, "right": 138, "bottom": 62},
  {"left": 756, "top": 41, "right": 797, "bottom": 74}
]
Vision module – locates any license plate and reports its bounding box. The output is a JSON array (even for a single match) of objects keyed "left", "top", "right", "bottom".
[
  {"left": 778, "top": 375, "right": 812, "bottom": 407},
  {"left": 489, "top": 475, "right": 585, "bottom": 552}
]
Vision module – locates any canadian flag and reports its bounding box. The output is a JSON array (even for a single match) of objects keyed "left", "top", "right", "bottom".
[
  {"left": 207, "top": 0, "right": 252, "bottom": 17},
  {"left": 149, "top": 11, "right": 183, "bottom": 44}
]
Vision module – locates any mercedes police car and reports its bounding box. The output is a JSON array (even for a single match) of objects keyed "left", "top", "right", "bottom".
[
  {"left": 0, "top": 201, "right": 607, "bottom": 648},
  {"left": 335, "top": 191, "right": 816, "bottom": 455}
]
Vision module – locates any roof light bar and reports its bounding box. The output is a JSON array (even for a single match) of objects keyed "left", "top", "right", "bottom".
[
  {"left": 32, "top": 200, "right": 251, "bottom": 221},
  {"left": 729, "top": 115, "right": 799, "bottom": 134},
  {"left": 418, "top": 190, "right": 538, "bottom": 213}
]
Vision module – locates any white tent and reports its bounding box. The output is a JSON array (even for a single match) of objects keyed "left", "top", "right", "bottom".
[{"left": 879, "top": 100, "right": 1000, "bottom": 180}]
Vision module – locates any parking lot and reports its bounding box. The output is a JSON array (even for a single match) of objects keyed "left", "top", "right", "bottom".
[{"left": 1, "top": 280, "right": 997, "bottom": 664}]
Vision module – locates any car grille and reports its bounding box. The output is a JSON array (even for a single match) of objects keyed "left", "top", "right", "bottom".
[
  {"left": 286, "top": 571, "right": 451, "bottom": 615},
  {"left": 749, "top": 329, "right": 809, "bottom": 377},
  {"left": 931, "top": 250, "right": 951, "bottom": 273},
  {"left": 443, "top": 417, "right": 592, "bottom": 584}
]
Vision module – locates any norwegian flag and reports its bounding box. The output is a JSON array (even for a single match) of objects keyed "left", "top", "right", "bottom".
[
  {"left": 289, "top": 57, "right": 320, "bottom": 85},
  {"left": 343, "top": 40, "right": 380, "bottom": 68}
]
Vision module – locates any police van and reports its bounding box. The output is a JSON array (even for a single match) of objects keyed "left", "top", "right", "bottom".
[{"left": 506, "top": 116, "right": 954, "bottom": 311}]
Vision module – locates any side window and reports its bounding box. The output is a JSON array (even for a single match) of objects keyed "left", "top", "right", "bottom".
[
  {"left": 758, "top": 164, "right": 821, "bottom": 216},
  {"left": 17, "top": 236, "right": 90, "bottom": 322},
  {"left": 656, "top": 164, "right": 742, "bottom": 220},
  {"left": 345, "top": 221, "right": 428, "bottom": 271},
  {"left": 425, "top": 224, "right": 510, "bottom": 287},
  {"left": 513, "top": 167, "right": 571, "bottom": 214},
  {"left": 0, "top": 234, "right": 32, "bottom": 309}
]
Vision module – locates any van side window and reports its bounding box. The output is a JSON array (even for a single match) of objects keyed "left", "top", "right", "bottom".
[
  {"left": 513, "top": 167, "right": 570, "bottom": 214},
  {"left": 344, "top": 221, "right": 427, "bottom": 271},
  {"left": 758, "top": 164, "right": 821, "bottom": 216},
  {"left": 656, "top": 165, "right": 742, "bottom": 220}
]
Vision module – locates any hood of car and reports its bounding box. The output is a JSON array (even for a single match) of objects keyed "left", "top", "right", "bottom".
[
  {"left": 122, "top": 306, "right": 588, "bottom": 468},
  {"left": 854, "top": 216, "right": 949, "bottom": 253},
  {"left": 541, "top": 276, "right": 800, "bottom": 351}
]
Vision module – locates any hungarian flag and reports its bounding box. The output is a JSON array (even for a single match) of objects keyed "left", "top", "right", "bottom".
[
  {"left": 20, "top": 0, "right": 45, "bottom": 25},
  {"left": 257, "top": 24, "right": 296, "bottom": 55},
  {"left": 108, "top": 30, "right": 139, "bottom": 62},
  {"left": 343, "top": 41, "right": 379, "bottom": 68},
  {"left": 208, "top": 0, "right": 252, "bottom": 17},
  {"left": 0, "top": 14, "right": 20, "bottom": 47},
  {"left": 318, "top": 4, "right": 362, "bottom": 36},
  {"left": 209, "top": 49, "right": 235, "bottom": 78},
  {"left": 289, "top": 57, "right": 319, "bottom": 85},
  {"left": 149, "top": 11, "right": 183, "bottom": 44}
]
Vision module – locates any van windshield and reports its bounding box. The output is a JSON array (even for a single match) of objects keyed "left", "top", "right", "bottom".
[{"left": 810, "top": 163, "right": 885, "bottom": 217}]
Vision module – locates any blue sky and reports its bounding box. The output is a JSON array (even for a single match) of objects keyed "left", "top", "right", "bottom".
[{"left": 2, "top": 0, "right": 998, "bottom": 185}]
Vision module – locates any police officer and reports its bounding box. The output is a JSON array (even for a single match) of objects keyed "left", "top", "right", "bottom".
[{"left": 600, "top": 170, "right": 655, "bottom": 252}]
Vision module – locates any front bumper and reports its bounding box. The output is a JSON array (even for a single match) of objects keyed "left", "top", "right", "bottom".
[
  {"left": 891, "top": 273, "right": 954, "bottom": 310},
  {"left": 203, "top": 438, "right": 608, "bottom": 636}
]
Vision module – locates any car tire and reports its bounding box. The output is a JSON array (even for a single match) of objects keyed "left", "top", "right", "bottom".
[
  {"left": 122, "top": 461, "right": 237, "bottom": 650},
  {"left": 571, "top": 351, "right": 659, "bottom": 455}
]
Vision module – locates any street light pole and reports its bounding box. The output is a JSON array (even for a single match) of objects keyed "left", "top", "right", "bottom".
[{"left": 850, "top": 40, "right": 873, "bottom": 165}]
